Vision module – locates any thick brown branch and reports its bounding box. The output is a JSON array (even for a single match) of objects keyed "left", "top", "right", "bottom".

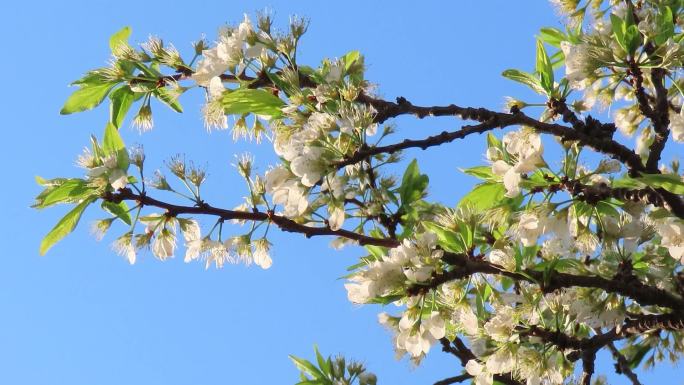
[
  {"left": 645, "top": 67, "right": 671, "bottom": 172},
  {"left": 438, "top": 338, "right": 522, "bottom": 385},
  {"left": 411, "top": 253, "right": 684, "bottom": 310},
  {"left": 104, "top": 188, "right": 400, "bottom": 248},
  {"left": 439, "top": 337, "right": 475, "bottom": 366},
  {"left": 607, "top": 342, "right": 642, "bottom": 385},
  {"left": 580, "top": 349, "right": 596, "bottom": 385},
  {"left": 535, "top": 177, "right": 684, "bottom": 219},
  {"left": 622, "top": 312, "right": 684, "bottom": 333},
  {"left": 335, "top": 106, "right": 645, "bottom": 175}
]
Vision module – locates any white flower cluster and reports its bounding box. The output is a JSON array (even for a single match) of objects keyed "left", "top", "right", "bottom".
[
  {"left": 490, "top": 128, "right": 545, "bottom": 197},
  {"left": 112, "top": 215, "right": 273, "bottom": 269},
  {"left": 78, "top": 149, "right": 129, "bottom": 191},
  {"left": 192, "top": 15, "right": 266, "bottom": 87},
  {"left": 656, "top": 217, "right": 684, "bottom": 262},
  {"left": 344, "top": 232, "right": 444, "bottom": 304}
]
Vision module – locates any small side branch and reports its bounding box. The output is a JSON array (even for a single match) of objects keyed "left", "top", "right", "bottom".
[{"left": 607, "top": 342, "right": 642, "bottom": 385}]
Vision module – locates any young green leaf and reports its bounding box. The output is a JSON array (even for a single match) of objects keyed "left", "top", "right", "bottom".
[
  {"left": 40, "top": 197, "right": 96, "bottom": 255},
  {"left": 535, "top": 40, "right": 554, "bottom": 93},
  {"left": 153, "top": 87, "right": 183, "bottom": 113},
  {"left": 101, "top": 201, "right": 132, "bottom": 225},
  {"left": 221, "top": 88, "right": 285, "bottom": 118},
  {"left": 654, "top": 6, "right": 674, "bottom": 45},
  {"left": 103, "top": 122, "right": 129, "bottom": 170},
  {"left": 343, "top": 50, "right": 361, "bottom": 70},
  {"left": 398, "top": 159, "right": 429, "bottom": 206},
  {"left": 110, "top": 26, "right": 132, "bottom": 53},
  {"left": 61, "top": 82, "right": 117, "bottom": 115},
  {"left": 109, "top": 85, "right": 137, "bottom": 128},
  {"left": 289, "top": 355, "right": 325, "bottom": 380},
  {"left": 637, "top": 173, "right": 684, "bottom": 194},
  {"left": 487, "top": 132, "right": 501, "bottom": 149},
  {"left": 624, "top": 24, "right": 642, "bottom": 55},
  {"left": 502, "top": 69, "right": 546, "bottom": 95},
  {"left": 538, "top": 27, "right": 566, "bottom": 47},
  {"left": 611, "top": 14, "right": 627, "bottom": 52},
  {"left": 422, "top": 222, "right": 465, "bottom": 253},
  {"left": 458, "top": 183, "right": 505, "bottom": 211},
  {"left": 313, "top": 345, "right": 331, "bottom": 377},
  {"left": 33, "top": 179, "right": 94, "bottom": 209},
  {"left": 460, "top": 166, "right": 495, "bottom": 181}
]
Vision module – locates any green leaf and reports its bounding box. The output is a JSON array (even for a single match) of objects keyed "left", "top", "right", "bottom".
[
  {"left": 33, "top": 178, "right": 94, "bottom": 209},
  {"left": 628, "top": 343, "right": 652, "bottom": 369},
  {"left": 101, "top": 200, "right": 132, "bottom": 225},
  {"left": 398, "top": 159, "right": 429, "bottom": 206},
  {"left": 460, "top": 166, "right": 494, "bottom": 181},
  {"left": 109, "top": 85, "right": 137, "bottom": 128},
  {"left": 637, "top": 173, "right": 684, "bottom": 194},
  {"left": 487, "top": 132, "right": 501, "bottom": 149},
  {"left": 655, "top": 6, "right": 674, "bottom": 45},
  {"left": 35, "top": 176, "right": 69, "bottom": 187},
  {"left": 423, "top": 222, "right": 465, "bottom": 253},
  {"left": 289, "top": 355, "right": 325, "bottom": 380},
  {"left": 519, "top": 170, "right": 553, "bottom": 190},
  {"left": 60, "top": 82, "right": 117, "bottom": 115},
  {"left": 110, "top": 26, "right": 132, "bottom": 53},
  {"left": 153, "top": 87, "right": 183, "bottom": 113},
  {"left": 40, "top": 197, "right": 96, "bottom": 255},
  {"left": 367, "top": 294, "right": 404, "bottom": 304},
  {"left": 343, "top": 50, "right": 361, "bottom": 70},
  {"left": 611, "top": 176, "right": 645, "bottom": 189},
  {"left": 221, "top": 88, "right": 284, "bottom": 118},
  {"left": 624, "top": 24, "right": 642, "bottom": 55},
  {"left": 539, "top": 27, "right": 566, "bottom": 47},
  {"left": 103, "top": 122, "right": 129, "bottom": 170},
  {"left": 535, "top": 40, "right": 554, "bottom": 93},
  {"left": 364, "top": 244, "right": 386, "bottom": 261},
  {"left": 611, "top": 14, "right": 627, "bottom": 51},
  {"left": 313, "top": 345, "right": 331, "bottom": 377},
  {"left": 458, "top": 183, "right": 505, "bottom": 211},
  {"left": 502, "top": 69, "right": 546, "bottom": 95}
]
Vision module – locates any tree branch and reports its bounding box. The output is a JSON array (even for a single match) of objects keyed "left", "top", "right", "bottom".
[
  {"left": 103, "top": 188, "right": 400, "bottom": 248},
  {"left": 534, "top": 176, "right": 684, "bottom": 219},
  {"left": 438, "top": 338, "right": 523, "bottom": 385},
  {"left": 434, "top": 374, "right": 471, "bottom": 385},
  {"left": 340, "top": 96, "right": 647, "bottom": 175},
  {"left": 607, "top": 341, "right": 642, "bottom": 385},
  {"left": 410, "top": 252, "right": 684, "bottom": 310},
  {"left": 645, "top": 67, "right": 671, "bottom": 172}
]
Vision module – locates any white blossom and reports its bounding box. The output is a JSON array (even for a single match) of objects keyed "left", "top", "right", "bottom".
[
  {"left": 112, "top": 233, "right": 136, "bottom": 265},
  {"left": 192, "top": 15, "right": 256, "bottom": 86},
  {"left": 328, "top": 205, "right": 345, "bottom": 231},
  {"left": 87, "top": 154, "right": 128, "bottom": 190},
  {"left": 670, "top": 112, "right": 684, "bottom": 143},
  {"left": 560, "top": 41, "right": 591, "bottom": 89},
  {"left": 253, "top": 238, "right": 273, "bottom": 269},
  {"left": 152, "top": 228, "right": 176, "bottom": 260},
  {"left": 656, "top": 218, "right": 684, "bottom": 262},
  {"left": 483, "top": 306, "right": 516, "bottom": 343},
  {"left": 466, "top": 360, "right": 493, "bottom": 385},
  {"left": 290, "top": 147, "right": 327, "bottom": 187},
  {"left": 488, "top": 249, "right": 515, "bottom": 271},
  {"left": 517, "top": 213, "right": 544, "bottom": 247}
]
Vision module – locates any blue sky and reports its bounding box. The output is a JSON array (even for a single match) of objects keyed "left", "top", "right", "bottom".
[{"left": 0, "top": 1, "right": 678, "bottom": 384}]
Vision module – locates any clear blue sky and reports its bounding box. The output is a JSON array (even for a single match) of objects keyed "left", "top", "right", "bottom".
[{"left": 0, "top": 1, "right": 678, "bottom": 384}]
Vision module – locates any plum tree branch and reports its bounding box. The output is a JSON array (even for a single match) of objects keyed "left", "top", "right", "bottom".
[
  {"left": 103, "top": 188, "right": 400, "bottom": 248},
  {"left": 607, "top": 341, "right": 642, "bottom": 385},
  {"left": 410, "top": 252, "right": 684, "bottom": 310}
]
